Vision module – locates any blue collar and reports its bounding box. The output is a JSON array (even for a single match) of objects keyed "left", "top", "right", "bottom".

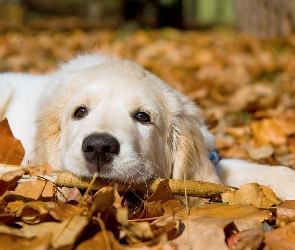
[{"left": 209, "top": 150, "right": 222, "bottom": 165}]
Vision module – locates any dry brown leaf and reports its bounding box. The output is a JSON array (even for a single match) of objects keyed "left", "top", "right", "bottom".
[
  {"left": 139, "top": 199, "right": 183, "bottom": 219},
  {"left": 66, "top": 186, "right": 83, "bottom": 204},
  {"left": 15, "top": 179, "right": 54, "bottom": 200},
  {"left": 0, "top": 213, "right": 15, "bottom": 224},
  {"left": 215, "top": 134, "right": 235, "bottom": 149},
  {"left": 0, "top": 164, "right": 53, "bottom": 196},
  {"left": 90, "top": 186, "right": 119, "bottom": 215},
  {"left": 152, "top": 203, "right": 271, "bottom": 250},
  {"left": 76, "top": 231, "right": 125, "bottom": 250},
  {"left": 288, "top": 137, "right": 295, "bottom": 153},
  {"left": 117, "top": 206, "right": 175, "bottom": 247},
  {"left": 221, "top": 183, "right": 281, "bottom": 207},
  {"left": 276, "top": 200, "right": 295, "bottom": 226},
  {"left": 226, "top": 126, "right": 251, "bottom": 139},
  {"left": 132, "top": 179, "right": 173, "bottom": 219},
  {"left": 15, "top": 200, "right": 54, "bottom": 224},
  {"left": 0, "top": 119, "right": 25, "bottom": 165},
  {"left": 152, "top": 221, "right": 177, "bottom": 239},
  {"left": 173, "top": 217, "right": 230, "bottom": 250},
  {"left": 116, "top": 206, "right": 129, "bottom": 227},
  {"left": 221, "top": 145, "right": 249, "bottom": 160},
  {"left": 264, "top": 221, "right": 295, "bottom": 250},
  {"left": 21, "top": 215, "right": 88, "bottom": 249},
  {"left": 144, "top": 201, "right": 164, "bottom": 218},
  {"left": 0, "top": 232, "right": 52, "bottom": 250},
  {"left": 186, "top": 203, "right": 272, "bottom": 221},
  {"left": 227, "top": 229, "right": 264, "bottom": 250},
  {"left": 49, "top": 200, "right": 85, "bottom": 221},
  {"left": 251, "top": 119, "right": 286, "bottom": 146},
  {"left": 233, "top": 218, "right": 264, "bottom": 232},
  {"left": 247, "top": 145, "right": 274, "bottom": 160},
  {"left": 120, "top": 221, "right": 154, "bottom": 244},
  {"left": 272, "top": 118, "right": 295, "bottom": 136},
  {"left": 0, "top": 169, "right": 26, "bottom": 197},
  {"left": 15, "top": 201, "right": 51, "bottom": 224},
  {"left": 161, "top": 200, "right": 183, "bottom": 215},
  {"left": 147, "top": 179, "right": 172, "bottom": 203},
  {"left": 5, "top": 200, "right": 25, "bottom": 213}
]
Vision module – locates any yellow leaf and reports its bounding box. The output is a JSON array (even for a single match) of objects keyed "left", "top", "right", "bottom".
[
  {"left": 0, "top": 119, "right": 24, "bottom": 165},
  {"left": 222, "top": 183, "right": 281, "bottom": 207}
]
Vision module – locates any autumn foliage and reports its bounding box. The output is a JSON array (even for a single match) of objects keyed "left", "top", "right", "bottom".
[{"left": 1, "top": 19, "right": 295, "bottom": 249}]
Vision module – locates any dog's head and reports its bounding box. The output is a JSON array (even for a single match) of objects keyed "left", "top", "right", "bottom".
[{"left": 35, "top": 56, "right": 220, "bottom": 184}]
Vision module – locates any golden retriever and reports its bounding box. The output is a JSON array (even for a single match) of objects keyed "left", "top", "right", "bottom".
[{"left": 1, "top": 54, "right": 295, "bottom": 200}]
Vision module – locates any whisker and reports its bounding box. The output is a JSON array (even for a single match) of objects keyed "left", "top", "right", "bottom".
[{"left": 128, "top": 152, "right": 170, "bottom": 179}]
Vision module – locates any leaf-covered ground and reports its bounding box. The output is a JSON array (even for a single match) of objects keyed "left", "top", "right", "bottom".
[
  {"left": 1, "top": 18, "right": 295, "bottom": 249},
  {"left": 1, "top": 20, "right": 295, "bottom": 167}
]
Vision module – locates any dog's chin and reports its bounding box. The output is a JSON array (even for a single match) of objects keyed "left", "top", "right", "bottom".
[{"left": 66, "top": 162, "right": 152, "bottom": 184}]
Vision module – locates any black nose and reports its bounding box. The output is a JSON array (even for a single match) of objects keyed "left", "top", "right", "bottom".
[{"left": 82, "top": 133, "right": 120, "bottom": 168}]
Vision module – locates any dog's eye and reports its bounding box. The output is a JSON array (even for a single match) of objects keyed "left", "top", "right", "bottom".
[
  {"left": 74, "top": 107, "right": 88, "bottom": 119},
  {"left": 134, "top": 112, "right": 150, "bottom": 123}
]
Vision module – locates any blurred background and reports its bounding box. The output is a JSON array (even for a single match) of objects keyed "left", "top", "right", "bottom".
[
  {"left": 1, "top": 0, "right": 295, "bottom": 169},
  {"left": 1, "top": 0, "right": 294, "bottom": 37}
]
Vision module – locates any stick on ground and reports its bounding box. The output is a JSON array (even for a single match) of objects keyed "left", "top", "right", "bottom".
[{"left": 0, "top": 164, "right": 236, "bottom": 199}]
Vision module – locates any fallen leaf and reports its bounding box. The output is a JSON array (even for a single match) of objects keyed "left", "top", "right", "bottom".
[
  {"left": 221, "top": 145, "right": 249, "bottom": 160},
  {"left": 225, "top": 126, "right": 251, "bottom": 138},
  {"left": 15, "top": 201, "right": 51, "bottom": 224},
  {"left": 5, "top": 200, "right": 25, "bottom": 213},
  {"left": 116, "top": 206, "right": 129, "bottom": 227},
  {"left": 146, "top": 179, "right": 172, "bottom": 203},
  {"left": 247, "top": 145, "right": 274, "bottom": 160},
  {"left": 276, "top": 200, "right": 295, "bottom": 226},
  {"left": 153, "top": 203, "right": 271, "bottom": 249},
  {"left": 264, "top": 221, "right": 295, "bottom": 250},
  {"left": 161, "top": 200, "right": 183, "bottom": 215},
  {"left": 233, "top": 218, "right": 264, "bottom": 232},
  {"left": 91, "top": 186, "right": 119, "bottom": 215},
  {"left": 251, "top": 119, "right": 286, "bottom": 146},
  {"left": 66, "top": 186, "right": 83, "bottom": 204},
  {"left": 186, "top": 203, "right": 272, "bottom": 221},
  {"left": 221, "top": 183, "right": 281, "bottom": 207},
  {"left": 0, "top": 169, "right": 26, "bottom": 197},
  {"left": 0, "top": 119, "right": 25, "bottom": 165},
  {"left": 227, "top": 229, "right": 264, "bottom": 250},
  {"left": 152, "top": 221, "right": 177, "bottom": 239},
  {"left": 0, "top": 164, "right": 53, "bottom": 196},
  {"left": 21, "top": 215, "right": 88, "bottom": 249},
  {"left": 215, "top": 134, "right": 235, "bottom": 149},
  {"left": 0, "top": 232, "right": 52, "bottom": 250},
  {"left": 132, "top": 179, "right": 173, "bottom": 219},
  {"left": 76, "top": 231, "right": 125, "bottom": 250},
  {"left": 15, "top": 179, "right": 54, "bottom": 200},
  {"left": 120, "top": 221, "right": 154, "bottom": 244},
  {"left": 49, "top": 200, "right": 85, "bottom": 221}
]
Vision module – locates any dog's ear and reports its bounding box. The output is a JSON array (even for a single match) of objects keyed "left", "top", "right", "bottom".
[
  {"left": 33, "top": 89, "right": 64, "bottom": 169},
  {"left": 170, "top": 98, "right": 221, "bottom": 184}
]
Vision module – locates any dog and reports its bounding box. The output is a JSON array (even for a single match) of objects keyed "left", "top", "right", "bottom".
[{"left": 1, "top": 54, "right": 295, "bottom": 201}]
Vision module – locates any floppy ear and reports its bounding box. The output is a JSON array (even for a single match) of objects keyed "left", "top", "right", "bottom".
[
  {"left": 170, "top": 99, "right": 221, "bottom": 184},
  {"left": 32, "top": 77, "right": 68, "bottom": 170},
  {"left": 33, "top": 102, "right": 63, "bottom": 169}
]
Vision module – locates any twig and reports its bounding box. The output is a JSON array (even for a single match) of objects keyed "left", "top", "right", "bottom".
[{"left": 0, "top": 164, "right": 236, "bottom": 199}]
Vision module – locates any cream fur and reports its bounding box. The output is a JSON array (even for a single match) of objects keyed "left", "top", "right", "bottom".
[{"left": 1, "top": 54, "right": 295, "bottom": 200}]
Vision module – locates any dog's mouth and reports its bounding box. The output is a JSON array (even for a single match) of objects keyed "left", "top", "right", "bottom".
[{"left": 84, "top": 164, "right": 151, "bottom": 184}]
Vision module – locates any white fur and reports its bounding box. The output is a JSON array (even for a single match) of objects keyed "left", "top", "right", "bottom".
[{"left": 1, "top": 54, "right": 295, "bottom": 200}]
